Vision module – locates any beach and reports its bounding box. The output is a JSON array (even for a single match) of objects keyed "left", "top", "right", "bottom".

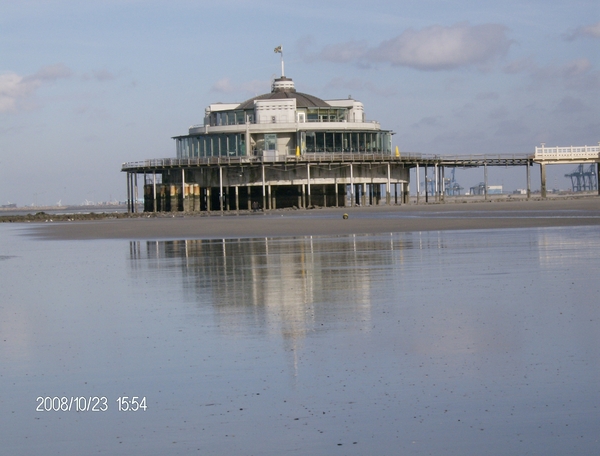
[
  {"left": 24, "top": 197, "right": 600, "bottom": 240},
  {"left": 3, "top": 198, "right": 600, "bottom": 455}
]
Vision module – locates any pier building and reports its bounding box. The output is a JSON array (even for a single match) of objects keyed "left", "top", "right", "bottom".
[
  {"left": 121, "top": 56, "right": 599, "bottom": 211},
  {"left": 122, "top": 73, "right": 413, "bottom": 213}
]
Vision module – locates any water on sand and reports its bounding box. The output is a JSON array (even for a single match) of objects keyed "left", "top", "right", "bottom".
[{"left": 1, "top": 224, "right": 599, "bottom": 455}]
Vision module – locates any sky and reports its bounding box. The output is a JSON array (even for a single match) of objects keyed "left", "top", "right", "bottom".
[{"left": 1, "top": 0, "right": 599, "bottom": 206}]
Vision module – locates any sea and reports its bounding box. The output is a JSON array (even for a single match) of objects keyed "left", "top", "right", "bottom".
[{"left": 1, "top": 223, "right": 599, "bottom": 455}]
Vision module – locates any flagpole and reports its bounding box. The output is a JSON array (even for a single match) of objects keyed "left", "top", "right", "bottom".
[{"left": 274, "top": 45, "right": 284, "bottom": 77}]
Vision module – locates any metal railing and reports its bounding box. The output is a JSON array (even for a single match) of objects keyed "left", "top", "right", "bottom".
[
  {"left": 534, "top": 144, "right": 600, "bottom": 161},
  {"left": 121, "top": 152, "right": 430, "bottom": 171}
]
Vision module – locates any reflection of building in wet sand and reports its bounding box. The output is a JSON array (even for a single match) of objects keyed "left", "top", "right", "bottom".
[{"left": 129, "top": 236, "right": 418, "bottom": 343}]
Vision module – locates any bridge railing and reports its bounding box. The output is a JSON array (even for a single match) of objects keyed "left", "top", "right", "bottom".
[{"left": 535, "top": 144, "right": 600, "bottom": 161}]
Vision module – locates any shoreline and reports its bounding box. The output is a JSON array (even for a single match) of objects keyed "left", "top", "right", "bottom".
[{"left": 17, "top": 197, "right": 600, "bottom": 241}]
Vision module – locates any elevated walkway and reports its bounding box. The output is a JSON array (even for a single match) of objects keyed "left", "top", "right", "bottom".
[{"left": 534, "top": 143, "right": 600, "bottom": 164}]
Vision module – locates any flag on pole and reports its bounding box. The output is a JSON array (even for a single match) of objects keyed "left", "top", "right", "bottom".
[{"left": 274, "top": 45, "right": 282, "bottom": 53}]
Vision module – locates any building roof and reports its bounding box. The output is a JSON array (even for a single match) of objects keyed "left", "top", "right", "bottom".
[{"left": 236, "top": 76, "right": 330, "bottom": 110}]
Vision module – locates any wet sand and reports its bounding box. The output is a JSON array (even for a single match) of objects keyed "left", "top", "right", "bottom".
[{"left": 25, "top": 197, "right": 600, "bottom": 240}]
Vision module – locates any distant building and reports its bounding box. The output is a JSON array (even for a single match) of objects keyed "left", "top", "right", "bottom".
[{"left": 470, "top": 183, "right": 503, "bottom": 195}]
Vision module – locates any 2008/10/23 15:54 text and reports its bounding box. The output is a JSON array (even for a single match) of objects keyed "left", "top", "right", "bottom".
[{"left": 36, "top": 396, "right": 148, "bottom": 412}]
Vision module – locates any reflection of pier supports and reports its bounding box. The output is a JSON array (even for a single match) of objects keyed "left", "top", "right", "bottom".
[{"left": 540, "top": 163, "right": 547, "bottom": 198}]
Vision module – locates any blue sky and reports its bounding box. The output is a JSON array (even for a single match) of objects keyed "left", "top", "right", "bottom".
[{"left": 1, "top": 0, "right": 598, "bottom": 205}]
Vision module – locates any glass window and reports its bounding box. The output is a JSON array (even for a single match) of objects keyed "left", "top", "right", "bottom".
[
  {"left": 227, "top": 134, "right": 237, "bottom": 155},
  {"left": 315, "top": 132, "right": 325, "bottom": 152},
  {"left": 264, "top": 134, "right": 277, "bottom": 150},
  {"left": 306, "top": 132, "right": 315, "bottom": 152},
  {"left": 334, "top": 133, "right": 342, "bottom": 152},
  {"left": 325, "top": 132, "right": 333, "bottom": 152}
]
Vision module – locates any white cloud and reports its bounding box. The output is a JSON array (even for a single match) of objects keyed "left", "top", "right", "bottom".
[
  {"left": 565, "top": 21, "right": 600, "bottom": 40},
  {"left": 504, "top": 57, "right": 600, "bottom": 92},
  {"left": 81, "top": 69, "right": 116, "bottom": 82},
  {"left": 211, "top": 78, "right": 269, "bottom": 96},
  {"left": 315, "top": 41, "right": 368, "bottom": 63},
  {"left": 0, "top": 63, "right": 72, "bottom": 113},
  {"left": 324, "top": 76, "right": 397, "bottom": 97},
  {"left": 307, "top": 23, "right": 511, "bottom": 71},
  {"left": 211, "top": 78, "right": 235, "bottom": 93},
  {"left": 370, "top": 23, "right": 511, "bottom": 70}
]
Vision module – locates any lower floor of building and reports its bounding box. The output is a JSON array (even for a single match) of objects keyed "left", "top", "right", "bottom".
[{"left": 125, "top": 161, "right": 410, "bottom": 212}]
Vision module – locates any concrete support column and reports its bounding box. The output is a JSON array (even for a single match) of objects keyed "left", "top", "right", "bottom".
[
  {"left": 262, "top": 164, "right": 266, "bottom": 210},
  {"left": 134, "top": 173, "right": 139, "bottom": 213},
  {"left": 307, "top": 164, "right": 311, "bottom": 207},
  {"left": 386, "top": 163, "right": 391, "bottom": 205},
  {"left": 434, "top": 163, "right": 438, "bottom": 202},
  {"left": 235, "top": 186, "right": 239, "bottom": 213},
  {"left": 267, "top": 185, "right": 272, "bottom": 210},
  {"left": 441, "top": 166, "right": 445, "bottom": 203},
  {"left": 126, "top": 172, "right": 131, "bottom": 213},
  {"left": 361, "top": 183, "right": 366, "bottom": 206},
  {"left": 301, "top": 184, "right": 306, "bottom": 208},
  {"left": 323, "top": 185, "right": 327, "bottom": 208},
  {"left": 424, "top": 165, "right": 429, "bottom": 203},
  {"left": 404, "top": 182, "right": 410, "bottom": 204},
  {"left": 540, "top": 163, "right": 547, "bottom": 198},
  {"left": 350, "top": 164, "right": 355, "bottom": 207},
  {"left": 182, "top": 169, "right": 186, "bottom": 211},
  {"left": 206, "top": 187, "right": 211, "bottom": 212},
  {"left": 394, "top": 183, "right": 398, "bottom": 205},
  {"left": 247, "top": 190, "right": 251, "bottom": 212},
  {"left": 484, "top": 163, "right": 488, "bottom": 201},
  {"left": 153, "top": 172, "right": 157, "bottom": 212},
  {"left": 416, "top": 163, "right": 420, "bottom": 204},
  {"left": 298, "top": 185, "right": 302, "bottom": 208},
  {"left": 194, "top": 184, "right": 200, "bottom": 211},
  {"left": 335, "top": 179, "right": 339, "bottom": 207},
  {"left": 526, "top": 161, "right": 531, "bottom": 199},
  {"left": 219, "top": 166, "right": 224, "bottom": 212}
]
